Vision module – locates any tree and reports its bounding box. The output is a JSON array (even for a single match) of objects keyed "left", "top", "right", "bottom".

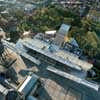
[{"left": 81, "top": 18, "right": 93, "bottom": 32}]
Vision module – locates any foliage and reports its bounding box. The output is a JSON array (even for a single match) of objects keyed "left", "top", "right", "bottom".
[
  {"left": 69, "top": 17, "right": 100, "bottom": 58},
  {"left": 0, "top": 5, "right": 100, "bottom": 58},
  {"left": 17, "top": 5, "right": 81, "bottom": 33}
]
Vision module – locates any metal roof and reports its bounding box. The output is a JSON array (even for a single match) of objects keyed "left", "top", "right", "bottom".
[
  {"left": 58, "top": 24, "right": 71, "bottom": 36},
  {"left": 54, "top": 24, "right": 71, "bottom": 46},
  {"left": 21, "top": 38, "right": 93, "bottom": 71},
  {"left": 21, "top": 38, "right": 82, "bottom": 71},
  {"left": 18, "top": 74, "right": 39, "bottom": 97}
]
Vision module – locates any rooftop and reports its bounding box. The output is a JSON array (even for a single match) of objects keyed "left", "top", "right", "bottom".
[
  {"left": 58, "top": 24, "right": 71, "bottom": 36},
  {"left": 1, "top": 23, "right": 100, "bottom": 100},
  {"left": 18, "top": 74, "right": 39, "bottom": 97},
  {"left": 20, "top": 37, "right": 93, "bottom": 71},
  {"left": 1, "top": 39, "right": 100, "bottom": 100}
]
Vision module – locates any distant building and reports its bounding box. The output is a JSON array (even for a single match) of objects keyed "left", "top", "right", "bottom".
[{"left": 55, "top": 0, "right": 82, "bottom": 8}]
